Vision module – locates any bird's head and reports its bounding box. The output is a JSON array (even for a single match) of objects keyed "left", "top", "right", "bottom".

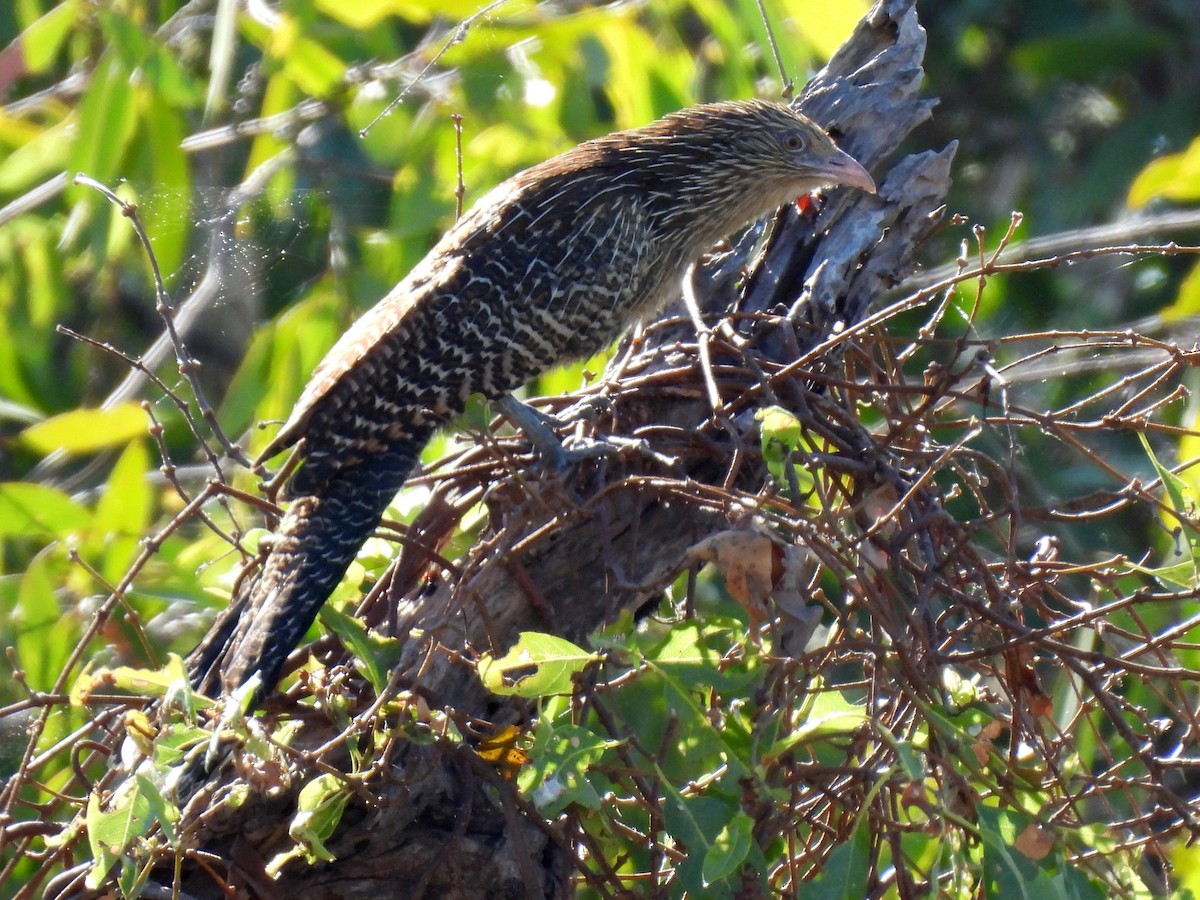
[
  {"left": 591, "top": 100, "right": 875, "bottom": 249},
  {"left": 655, "top": 99, "right": 876, "bottom": 200},
  {"left": 740, "top": 101, "right": 876, "bottom": 196}
]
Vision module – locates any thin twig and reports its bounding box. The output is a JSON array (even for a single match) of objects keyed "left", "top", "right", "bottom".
[
  {"left": 359, "top": 0, "right": 513, "bottom": 137},
  {"left": 70, "top": 174, "right": 252, "bottom": 471}
]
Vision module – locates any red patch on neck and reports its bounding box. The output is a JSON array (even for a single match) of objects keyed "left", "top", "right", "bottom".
[{"left": 794, "top": 193, "right": 823, "bottom": 220}]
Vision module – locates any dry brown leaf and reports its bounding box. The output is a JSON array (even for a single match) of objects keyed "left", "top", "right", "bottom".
[
  {"left": 1013, "top": 822, "right": 1055, "bottom": 860},
  {"left": 971, "top": 719, "right": 1005, "bottom": 766},
  {"left": 687, "top": 530, "right": 780, "bottom": 609}
]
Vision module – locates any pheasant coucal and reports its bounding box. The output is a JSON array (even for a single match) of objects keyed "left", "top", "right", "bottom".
[{"left": 190, "top": 99, "right": 876, "bottom": 702}]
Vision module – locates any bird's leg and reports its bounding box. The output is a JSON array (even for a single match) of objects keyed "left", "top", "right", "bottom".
[{"left": 494, "top": 395, "right": 671, "bottom": 470}]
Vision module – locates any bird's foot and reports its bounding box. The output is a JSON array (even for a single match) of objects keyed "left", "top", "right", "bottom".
[
  {"left": 551, "top": 394, "right": 613, "bottom": 427},
  {"left": 494, "top": 394, "right": 609, "bottom": 468},
  {"left": 494, "top": 394, "right": 672, "bottom": 470}
]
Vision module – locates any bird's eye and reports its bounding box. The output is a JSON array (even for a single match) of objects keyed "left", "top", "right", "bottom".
[{"left": 783, "top": 132, "right": 806, "bottom": 151}]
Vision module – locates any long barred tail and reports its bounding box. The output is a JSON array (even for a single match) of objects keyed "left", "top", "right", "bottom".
[{"left": 189, "top": 442, "right": 426, "bottom": 701}]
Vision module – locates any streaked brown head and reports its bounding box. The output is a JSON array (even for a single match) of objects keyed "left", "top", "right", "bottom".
[
  {"left": 534, "top": 99, "right": 874, "bottom": 254},
  {"left": 642, "top": 100, "right": 875, "bottom": 196}
]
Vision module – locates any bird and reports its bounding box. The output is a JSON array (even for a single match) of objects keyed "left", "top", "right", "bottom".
[{"left": 189, "top": 99, "right": 876, "bottom": 703}]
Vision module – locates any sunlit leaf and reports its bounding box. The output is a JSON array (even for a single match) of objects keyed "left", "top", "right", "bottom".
[
  {"left": 788, "top": 0, "right": 871, "bottom": 60},
  {"left": 1139, "top": 433, "right": 1199, "bottom": 526},
  {"left": 319, "top": 603, "right": 402, "bottom": 694},
  {"left": 701, "top": 811, "right": 754, "bottom": 887},
  {"left": 281, "top": 773, "right": 350, "bottom": 866},
  {"left": 758, "top": 405, "right": 824, "bottom": 502},
  {"left": 19, "top": 404, "right": 149, "bottom": 455},
  {"left": 0, "top": 482, "right": 90, "bottom": 537},
  {"left": 314, "top": 0, "right": 411, "bottom": 29},
  {"left": 1128, "top": 135, "right": 1200, "bottom": 208},
  {"left": 1162, "top": 258, "right": 1200, "bottom": 322},
  {"left": 478, "top": 632, "right": 599, "bottom": 697},
  {"left": 240, "top": 13, "right": 347, "bottom": 99},
  {"left": 14, "top": 1, "right": 81, "bottom": 74},
  {"left": 132, "top": 91, "right": 192, "bottom": 281},
  {"left": 73, "top": 654, "right": 204, "bottom": 707},
  {"left": 15, "top": 550, "right": 69, "bottom": 692},
  {"left": 91, "top": 440, "right": 152, "bottom": 580},
  {"left": 0, "top": 120, "right": 72, "bottom": 194},
  {"left": 766, "top": 688, "right": 869, "bottom": 760},
  {"left": 84, "top": 778, "right": 156, "bottom": 890},
  {"left": 519, "top": 720, "right": 618, "bottom": 815},
  {"left": 19, "top": 226, "right": 70, "bottom": 331},
  {"left": 643, "top": 619, "right": 758, "bottom": 692},
  {"left": 70, "top": 55, "right": 138, "bottom": 185},
  {"left": 220, "top": 290, "right": 345, "bottom": 454}
]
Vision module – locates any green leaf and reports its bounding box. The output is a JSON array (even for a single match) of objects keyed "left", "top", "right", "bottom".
[
  {"left": 133, "top": 773, "right": 179, "bottom": 845},
  {"left": 97, "top": 9, "right": 152, "bottom": 73},
  {"left": 70, "top": 54, "right": 138, "bottom": 185},
  {"left": 519, "top": 721, "right": 619, "bottom": 815},
  {"left": 1145, "top": 434, "right": 1200, "bottom": 517},
  {"left": 0, "top": 119, "right": 72, "bottom": 196},
  {"left": 15, "top": 549, "right": 59, "bottom": 633},
  {"left": 131, "top": 91, "right": 192, "bottom": 282},
  {"left": 18, "top": 226, "right": 70, "bottom": 335},
  {"left": 83, "top": 793, "right": 120, "bottom": 890},
  {"left": 15, "top": 550, "right": 69, "bottom": 692},
  {"left": 1053, "top": 862, "right": 1109, "bottom": 900},
  {"left": 239, "top": 12, "right": 347, "bottom": 99},
  {"left": 1160, "top": 259, "right": 1200, "bottom": 322},
  {"left": 138, "top": 42, "right": 206, "bottom": 111},
  {"left": 94, "top": 441, "right": 152, "bottom": 540},
  {"left": 649, "top": 661, "right": 754, "bottom": 780},
  {"left": 1012, "top": 25, "right": 1167, "bottom": 83},
  {"left": 221, "top": 290, "right": 344, "bottom": 455},
  {"left": 1127, "top": 555, "right": 1200, "bottom": 592},
  {"left": 319, "top": 603, "right": 402, "bottom": 694},
  {"left": 806, "top": 822, "right": 870, "bottom": 900},
  {"left": 0, "top": 482, "right": 90, "bottom": 537},
  {"left": 84, "top": 777, "right": 157, "bottom": 889},
  {"left": 663, "top": 793, "right": 741, "bottom": 897},
  {"left": 478, "top": 632, "right": 600, "bottom": 697},
  {"left": 91, "top": 440, "right": 152, "bottom": 581},
  {"left": 701, "top": 811, "right": 754, "bottom": 887},
  {"left": 1129, "top": 135, "right": 1200, "bottom": 208},
  {"left": 141, "top": 720, "right": 210, "bottom": 771},
  {"left": 978, "top": 807, "right": 1061, "bottom": 900},
  {"left": 767, "top": 689, "right": 869, "bottom": 760},
  {"left": 115, "top": 855, "right": 143, "bottom": 898},
  {"left": 645, "top": 619, "right": 757, "bottom": 692},
  {"left": 286, "top": 773, "right": 350, "bottom": 864},
  {"left": 74, "top": 653, "right": 198, "bottom": 704},
  {"left": 19, "top": 404, "right": 149, "bottom": 455},
  {"left": 1135, "top": 434, "right": 1200, "bottom": 585},
  {"left": 314, "top": 0, "right": 411, "bottom": 29},
  {"left": 757, "top": 405, "right": 819, "bottom": 500},
  {"left": 14, "top": 1, "right": 81, "bottom": 74}
]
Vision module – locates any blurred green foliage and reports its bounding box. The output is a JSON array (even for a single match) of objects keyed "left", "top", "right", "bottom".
[{"left": 922, "top": 0, "right": 1200, "bottom": 230}]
